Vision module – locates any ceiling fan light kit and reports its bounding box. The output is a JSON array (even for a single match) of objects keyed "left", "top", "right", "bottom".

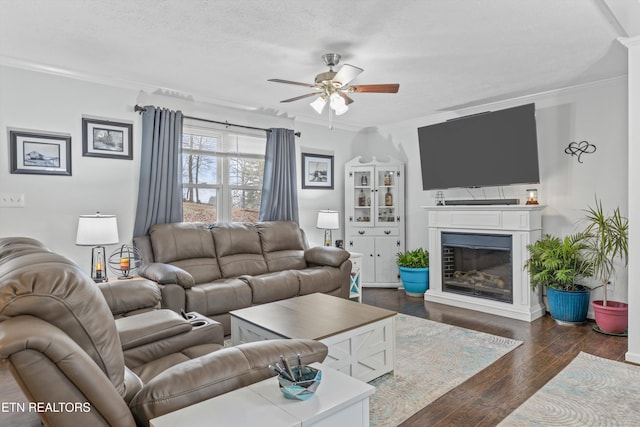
[{"left": 268, "top": 53, "right": 400, "bottom": 128}]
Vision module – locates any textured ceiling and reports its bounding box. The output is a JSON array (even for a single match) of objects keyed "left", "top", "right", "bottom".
[{"left": 0, "top": 0, "right": 632, "bottom": 129}]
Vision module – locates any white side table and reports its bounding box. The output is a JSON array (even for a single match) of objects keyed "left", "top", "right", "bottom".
[{"left": 348, "top": 252, "right": 363, "bottom": 302}]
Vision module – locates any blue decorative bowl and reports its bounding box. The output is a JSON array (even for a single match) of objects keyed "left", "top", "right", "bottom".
[{"left": 277, "top": 365, "right": 322, "bottom": 400}]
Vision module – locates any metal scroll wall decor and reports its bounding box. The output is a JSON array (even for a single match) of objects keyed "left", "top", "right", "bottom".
[{"left": 565, "top": 140, "right": 596, "bottom": 163}]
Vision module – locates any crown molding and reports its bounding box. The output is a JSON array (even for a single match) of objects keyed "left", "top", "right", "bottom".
[{"left": 619, "top": 35, "right": 640, "bottom": 48}]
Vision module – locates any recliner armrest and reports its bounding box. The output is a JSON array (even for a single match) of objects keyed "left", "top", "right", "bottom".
[
  {"left": 129, "top": 339, "right": 328, "bottom": 426},
  {"left": 116, "top": 310, "right": 192, "bottom": 351},
  {"left": 304, "top": 246, "right": 350, "bottom": 267},
  {"left": 98, "top": 278, "right": 161, "bottom": 317},
  {"left": 139, "top": 262, "right": 195, "bottom": 288}
]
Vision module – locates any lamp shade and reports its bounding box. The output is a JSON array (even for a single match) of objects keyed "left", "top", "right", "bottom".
[
  {"left": 76, "top": 213, "right": 119, "bottom": 245},
  {"left": 316, "top": 210, "right": 340, "bottom": 230},
  {"left": 329, "top": 93, "right": 349, "bottom": 116},
  {"left": 310, "top": 96, "right": 327, "bottom": 114}
]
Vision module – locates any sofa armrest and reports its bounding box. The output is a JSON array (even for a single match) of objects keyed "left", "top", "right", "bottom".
[
  {"left": 304, "top": 246, "right": 350, "bottom": 267},
  {"left": 98, "top": 278, "right": 161, "bottom": 317},
  {"left": 139, "top": 262, "right": 195, "bottom": 289},
  {"left": 129, "top": 339, "right": 328, "bottom": 426}
]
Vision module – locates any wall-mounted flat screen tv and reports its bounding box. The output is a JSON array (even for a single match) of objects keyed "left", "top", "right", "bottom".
[{"left": 418, "top": 103, "right": 540, "bottom": 191}]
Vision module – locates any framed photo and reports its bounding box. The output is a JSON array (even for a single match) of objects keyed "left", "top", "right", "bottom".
[
  {"left": 302, "top": 153, "right": 334, "bottom": 189},
  {"left": 10, "top": 130, "right": 72, "bottom": 176},
  {"left": 82, "top": 118, "right": 133, "bottom": 159}
]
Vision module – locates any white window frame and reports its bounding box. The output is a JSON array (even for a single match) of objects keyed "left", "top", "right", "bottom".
[{"left": 182, "top": 123, "right": 265, "bottom": 223}]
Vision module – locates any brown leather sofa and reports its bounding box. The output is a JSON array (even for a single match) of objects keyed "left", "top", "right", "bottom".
[
  {"left": 0, "top": 237, "right": 328, "bottom": 426},
  {"left": 134, "top": 221, "right": 352, "bottom": 334}
]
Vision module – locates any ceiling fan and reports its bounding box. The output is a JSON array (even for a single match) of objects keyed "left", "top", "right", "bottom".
[{"left": 268, "top": 53, "right": 399, "bottom": 118}]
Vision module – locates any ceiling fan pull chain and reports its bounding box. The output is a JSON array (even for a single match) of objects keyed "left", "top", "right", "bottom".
[{"left": 329, "top": 106, "right": 334, "bottom": 130}]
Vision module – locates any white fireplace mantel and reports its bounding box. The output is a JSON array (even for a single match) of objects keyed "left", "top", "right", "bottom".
[{"left": 422, "top": 205, "right": 546, "bottom": 322}]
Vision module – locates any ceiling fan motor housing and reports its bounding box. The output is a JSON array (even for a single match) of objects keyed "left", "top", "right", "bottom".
[
  {"left": 315, "top": 70, "right": 338, "bottom": 86},
  {"left": 321, "top": 53, "right": 341, "bottom": 68}
]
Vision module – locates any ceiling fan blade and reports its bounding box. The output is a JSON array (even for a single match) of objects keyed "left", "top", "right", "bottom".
[
  {"left": 338, "top": 92, "right": 354, "bottom": 105},
  {"left": 280, "top": 92, "right": 321, "bottom": 103},
  {"left": 349, "top": 84, "right": 400, "bottom": 93},
  {"left": 333, "top": 64, "right": 364, "bottom": 87},
  {"left": 268, "top": 79, "right": 316, "bottom": 88}
]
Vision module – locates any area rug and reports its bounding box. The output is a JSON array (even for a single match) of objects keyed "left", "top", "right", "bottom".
[
  {"left": 369, "top": 313, "right": 522, "bottom": 426},
  {"left": 498, "top": 352, "right": 640, "bottom": 426}
]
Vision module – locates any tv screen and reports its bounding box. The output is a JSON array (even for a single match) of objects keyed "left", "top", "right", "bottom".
[{"left": 418, "top": 103, "right": 540, "bottom": 191}]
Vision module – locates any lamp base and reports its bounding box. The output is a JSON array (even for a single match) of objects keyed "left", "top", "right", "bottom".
[
  {"left": 324, "top": 229, "right": 332, "bottom": 247},
  {"left": 90, "top": 246, "right": 108, "bottom": 284}
]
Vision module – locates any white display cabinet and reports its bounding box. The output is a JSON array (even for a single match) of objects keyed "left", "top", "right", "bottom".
[{"left": 345, "top": 157, "right": 405, "bottom": 288}]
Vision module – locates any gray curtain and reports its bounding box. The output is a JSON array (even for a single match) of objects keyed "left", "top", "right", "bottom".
[
  {"left": 259, "top": 128, "right": 299, "bottom": 223},
  {"left": 133, "top": 106, "right": 184, "bottom": 237}
]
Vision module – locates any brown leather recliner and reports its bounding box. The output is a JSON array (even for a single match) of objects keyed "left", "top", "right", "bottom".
[{"left": 0, "top": 237, "right": 328, "bottom": 426}]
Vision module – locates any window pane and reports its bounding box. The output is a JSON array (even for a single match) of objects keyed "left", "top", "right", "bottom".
[
  {"left": 183, "top": 188, "right": 218, "bottom": 223},
  {"left": 182, "top": 126, "right": 265, "bottom": 224},
  {"left": 229, "top": 157, "right": 264, "bottom": 186},
  {"left": 182, "top": 153, "right": 219, "bottom": 187},
  {"left": 182, "top": 133, "right": 218, "bottom": 152},
  {"left": 231, "top": 189, "right": 261, "bottom": 223}
]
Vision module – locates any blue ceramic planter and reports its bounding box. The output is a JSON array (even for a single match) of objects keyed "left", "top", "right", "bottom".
[
  {"left": 546, "top": 287, "right": 590, "bottom": 325},
  {"left": 399, "top": 267, "right": 429, "bottom": 297}
]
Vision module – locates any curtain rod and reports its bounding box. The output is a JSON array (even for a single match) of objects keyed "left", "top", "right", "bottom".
[{"left": 134, "top": 105, "right": 301, "bottom": 137}]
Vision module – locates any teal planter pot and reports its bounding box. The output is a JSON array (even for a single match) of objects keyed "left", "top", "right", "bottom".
[
  {"left": 399, "top": 267, "right": 429, "bottom": 297},
  {"left": 546, "top": 287, "right": 590, "bottom": 325}
]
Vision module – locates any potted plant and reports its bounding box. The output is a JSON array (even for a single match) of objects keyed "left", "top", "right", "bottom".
[
  {"left": 396, "top": 248, "right": 429, "bottom": 297},
  {"left": 581, "top": 199, "right": 629, "bottom": 334},
  {"left": 524, "top": 233, "right": 594, "bottom": 325}
]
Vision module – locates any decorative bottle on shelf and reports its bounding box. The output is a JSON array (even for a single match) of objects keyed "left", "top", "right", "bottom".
[
  {"left": 384, "top": 173, "right": 391, "bottom": 186},
  {"left": 385, "top": 188, "right": 393, "bottom": 206},
  {"left": 361, "top": 174, "right": 368, "bottom": 186},
  {"left": 358, "top": 190, "right": 366, "bottom": 206}
]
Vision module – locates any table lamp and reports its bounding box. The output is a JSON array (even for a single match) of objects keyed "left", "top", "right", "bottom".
[
  {"left": 316, "top": 210, "right": 340, "bottom": 247},
  {"left": 76, "top": 212, "right": 119, "bottom": 282}
]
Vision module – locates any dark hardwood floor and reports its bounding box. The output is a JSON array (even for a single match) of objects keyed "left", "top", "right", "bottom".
[
  {"left": 363, "top": 288, "right": 629, "bottom": 427},
  {"left": 0, "top": 288, "right": 629, "bottom": 427}
]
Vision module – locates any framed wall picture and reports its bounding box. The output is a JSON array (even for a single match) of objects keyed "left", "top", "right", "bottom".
[
  {"left": 302, "top": 153, "right": 334, "bottom": 189},
  {"left": 82, "top": 118, "right": 133, "bottom": 159},
  {"left": 10, "top": 130, "right": 72, "bottom": 176}
]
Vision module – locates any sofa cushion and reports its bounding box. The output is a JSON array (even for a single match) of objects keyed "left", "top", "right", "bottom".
[
  {"left": 149, "top": 223, "right": 222, "bottom": 283},
  {"left": 211, "top": 223, "right": 268, "bottom": 277},
  {"left": 150, "top": 223, "right": 217, "bottom": 264},
  {"left": 242, "top": 270, "right": 300, "bottom": 305},
  {"left": 171, "top": 258, "right": 222, "bottom": 284},
  {"left": 256, "top": 221, "right": 307, "bottom": 272},
  {"left": 185, "top": 278, "right": 252, "bottom": 316},
  {"left": 295, "top": 267, "right": 346, "bottom": 296}
]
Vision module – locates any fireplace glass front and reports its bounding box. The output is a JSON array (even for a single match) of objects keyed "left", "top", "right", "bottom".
[{"left": 441, "top": 232, "right": 513, "bottom": 303}]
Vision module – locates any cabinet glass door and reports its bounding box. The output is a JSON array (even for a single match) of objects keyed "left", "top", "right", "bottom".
[
  {"left": 353, "top": 168, "right": 374, "bottom": 226},
  {"left": 376, "top": 168, "right": 400, "bottom": 226}
]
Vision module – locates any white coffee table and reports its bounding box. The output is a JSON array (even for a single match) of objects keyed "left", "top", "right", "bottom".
[{"left": 149, "top": 363, "right": 375, "bottom": 427}]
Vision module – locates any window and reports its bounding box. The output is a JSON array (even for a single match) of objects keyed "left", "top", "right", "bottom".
[{"left": 182, "top": 120, "right": 265, "bottom": 223}]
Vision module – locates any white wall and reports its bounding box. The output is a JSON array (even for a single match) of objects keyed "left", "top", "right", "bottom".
[
  {"left": 0, "top": 65, "right": 142, "bottom": 269},
  {"left": 294, "top": 121, "right": 356, "bottom": 247},
  {"left": 623, "top": 35, "right": 640, "bottom": 363}
]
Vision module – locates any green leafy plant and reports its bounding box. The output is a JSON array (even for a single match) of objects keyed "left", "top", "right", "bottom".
[
  {"left": 524, "top": 233, "right": 593, "bottom": 291},
  {"left": 396, "top": 248, "right": 429, "bottom": 268},
  {"left": 581, "top": 198, "right": 628, "bottom": 306}
]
